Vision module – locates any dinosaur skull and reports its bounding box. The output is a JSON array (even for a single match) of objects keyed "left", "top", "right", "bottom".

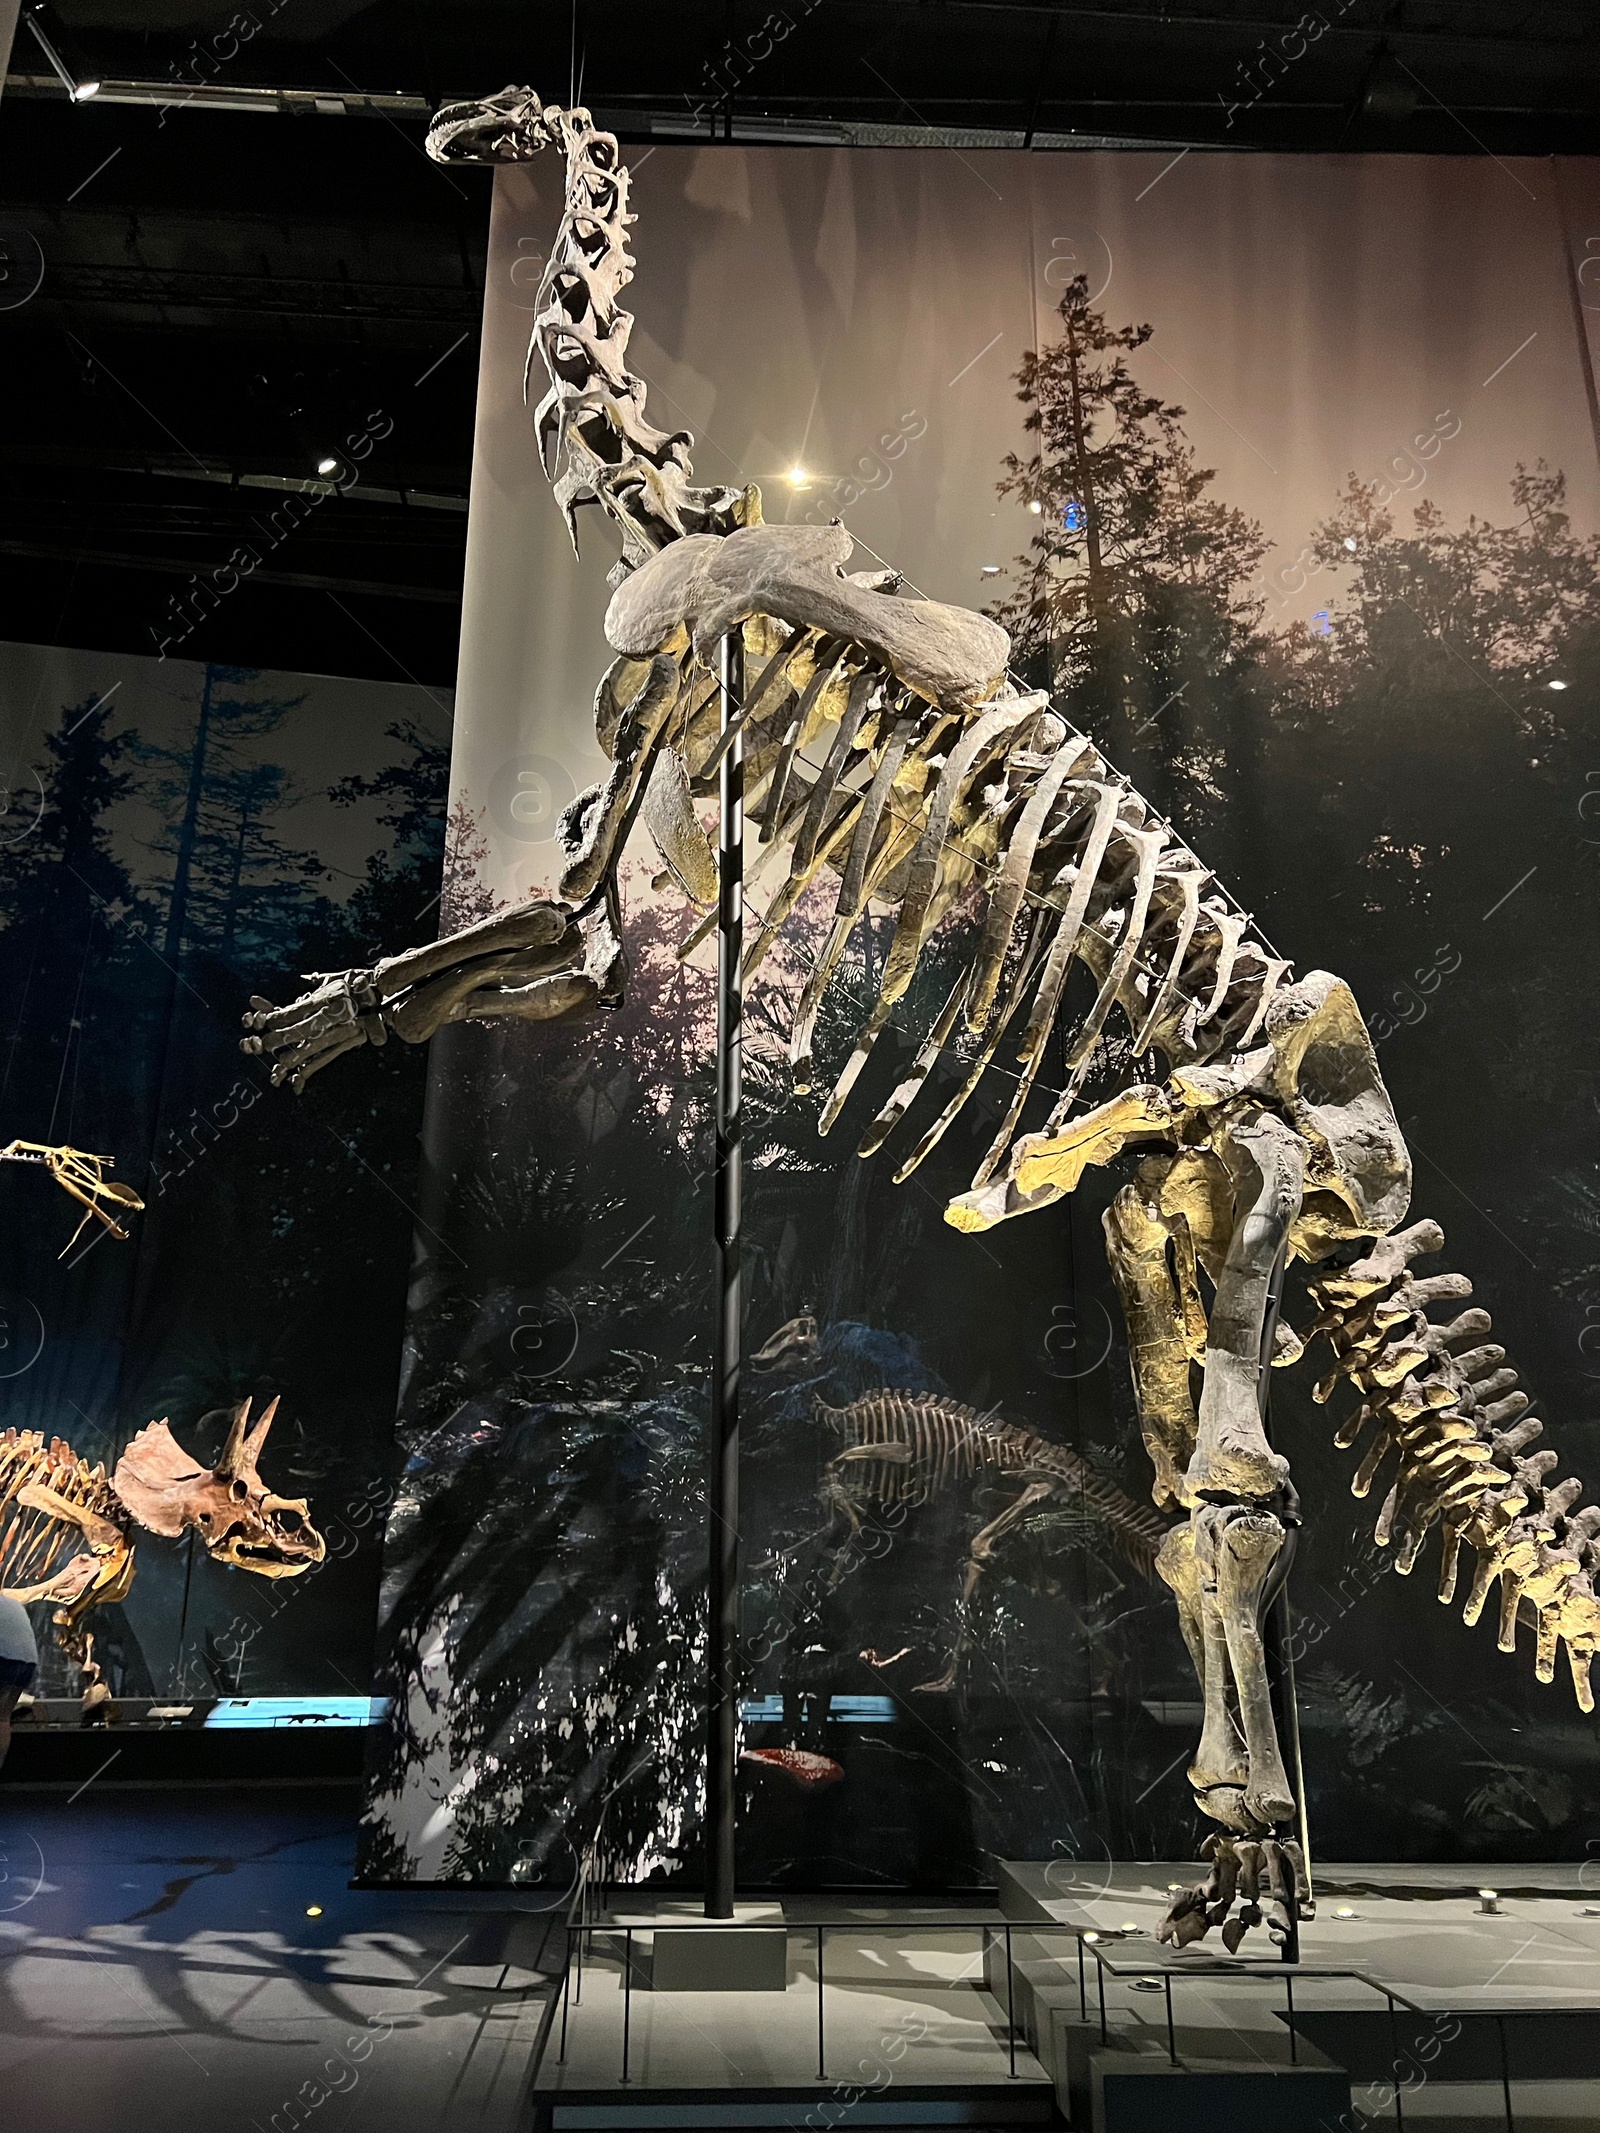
[
  {"left": 426, "top": 85, "right": 561, "bottom": 165},
  {"left": 113, "top": 1398, "right": 325, "bottom": 1579},
  {"left": 749, "top": 1314, "right": 822, "bottom": 1375}
]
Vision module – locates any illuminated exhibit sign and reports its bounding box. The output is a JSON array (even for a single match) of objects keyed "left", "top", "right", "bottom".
[{"left": 204, "top": 1697, "right": 391, "bottom": 1728}]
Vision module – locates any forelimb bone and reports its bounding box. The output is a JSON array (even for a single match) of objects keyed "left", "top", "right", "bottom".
[{"left": 241, "top": 900, "right": 598, "bottom": 1089}]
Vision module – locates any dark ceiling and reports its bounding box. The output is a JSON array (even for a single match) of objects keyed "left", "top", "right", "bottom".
[{"left": 2, "top": 1, "right": 1595, "bottom": 685}]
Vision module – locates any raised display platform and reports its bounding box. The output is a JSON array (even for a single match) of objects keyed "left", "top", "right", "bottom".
[{"left": 995, "top": 1857, "right": 1600, "bottom": 2127}]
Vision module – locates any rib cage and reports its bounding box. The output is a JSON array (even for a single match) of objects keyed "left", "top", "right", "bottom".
[
  {"left": 0, "top": 1428, "right": 130, "bottom": 1615},
  {"left": 817, "top": 1390, "right": 1169, "bottom": 1574},
  {"left": 608, "top": 624, "right": 1290, "bottom": 1205}
]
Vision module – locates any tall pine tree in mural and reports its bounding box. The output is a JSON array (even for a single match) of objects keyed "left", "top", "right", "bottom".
[{"left": 990, "top": 276, "right": 1272, "bottom": 865}]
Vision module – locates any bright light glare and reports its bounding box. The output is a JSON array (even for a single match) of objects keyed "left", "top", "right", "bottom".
[
  {"left": 1028, "top": 498, "right": 1043, "bottom": 514},
  {"left": 786, "top": 464, "right": 809, "bottom": 488},
  {"left": 317, "top": 455, "right": 339, "bottom": 475},
  {"left": 73, "top": 80, "right": 102, "bottom": 101},
  {"left": 1548, "top": 678, "right": 1568, "bottom": 691}
]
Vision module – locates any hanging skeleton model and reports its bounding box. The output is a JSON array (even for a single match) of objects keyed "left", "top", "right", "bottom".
[
  {"left": 240, "top": 89, "right": 1600, "bottom": 1949},
  {"left": 1, "top": 1137, "right": 144, "bottom": 1253}
]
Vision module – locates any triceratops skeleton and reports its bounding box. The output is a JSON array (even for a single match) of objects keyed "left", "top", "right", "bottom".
[
  {"left": 240, "top": 89, "right": 1600, "bottom": 1949},
  {"left": 0, "top": 1397, "right": 324, "bottom": 1690}
]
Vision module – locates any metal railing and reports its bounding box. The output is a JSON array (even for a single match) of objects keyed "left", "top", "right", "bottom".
[
  {"left": 1074, "top": 1930, "right": 1600, "bottom": 2133},
  {"left": 554, "top": 1913, "right": 1034, "bottom": 2086},
  {"left": 535, "top": 1906, "right": 1600, "bottom": 2131}
]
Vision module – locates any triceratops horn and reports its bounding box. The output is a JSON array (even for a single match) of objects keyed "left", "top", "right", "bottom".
[
  {"left": 242, "top": 1396, "right": 279, "bottom": 1471},
  {"left": 215, "top": 1397, "right": 252, "bottom": 1479}
]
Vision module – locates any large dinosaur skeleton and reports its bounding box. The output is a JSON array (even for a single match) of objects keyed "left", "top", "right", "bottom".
[
  {"left": 0, "top": 1398, "right": 324, "bottom": 1693},
  {"left": 750, "top": 1312, "right": 1167, "bottom": 1693},
  {"left": 239, "top": 89, "right": 1600, "bottom": 1949}
]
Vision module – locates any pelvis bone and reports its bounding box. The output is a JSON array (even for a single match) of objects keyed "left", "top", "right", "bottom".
[{"left": 604, "top": 522, "right": 1011, "bottom": 712}]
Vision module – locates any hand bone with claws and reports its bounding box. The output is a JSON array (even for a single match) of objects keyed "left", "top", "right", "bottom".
[{"left": 239, "top": 87, "right": 1600, "bottom": 1950}]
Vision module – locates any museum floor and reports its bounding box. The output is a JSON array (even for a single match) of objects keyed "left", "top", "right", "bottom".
[{"left": 3, "top": 1780, "right": 1599, "bottom": 2130}]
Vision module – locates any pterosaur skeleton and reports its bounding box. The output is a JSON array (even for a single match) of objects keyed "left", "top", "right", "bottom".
[
  {"left": 240, "top": 89, "right": 1600, "bottom": 1948},
  {"left": 1, "top": 1138, "right": 144, "bottom": 1253}
]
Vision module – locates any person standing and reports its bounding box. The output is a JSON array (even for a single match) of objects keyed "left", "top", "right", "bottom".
[{"left": 0, "top": 1594, "right": 39, "bottom": 1768}]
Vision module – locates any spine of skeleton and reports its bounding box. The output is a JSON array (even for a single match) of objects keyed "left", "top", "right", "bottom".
[
  {"left": 428, "top": 90, "right": 745, "bottom": 573},
  {"left": 1307, "top": 1220, "right": 1600, "bottom": 1709}
]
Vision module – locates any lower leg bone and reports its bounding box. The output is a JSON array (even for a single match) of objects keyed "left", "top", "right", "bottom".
[{"left": 1209, "top": 1504, "right": 1295, "bottom": 1829}]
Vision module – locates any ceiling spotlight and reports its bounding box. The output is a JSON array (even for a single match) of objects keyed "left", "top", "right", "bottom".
[
  {"left": 317, "top": 455, "right": 340, "bottom": 475},
  {"left": 1028, "top": 499, "right": 1043, "bottom": 515},
  {"left": 1477, "top": 1887, "right": 1500, "bottom": 1914},
  {"left": 981, "top": 564, "right": 1001, "bottom": 576},
  {"left": 1548, "top": 678, "right": 1568, "bottom": 691},
  {"left": 1360, "top": 48, "right": 1419, "bottom": 124},
  {"left": 1333, "top": 1905, "right": 1356, "bottom": 1920},
  {"left": 1119, "top": 1920, "right": 1139, "bottom": 1933},
  {"left": 786, "top": 464, "right": 810, "bottom": 489},
  {"left": 1082, "top": 1930, "right": 1100, "bottom": 1944},
  {"left": 1343, "top": 537, "right": 1358, "bottom": 551},
  {"left": 72, "top": 79, "right": 101, "bottom": 101},
  {"left": 305, "top": 1904, "right": 323, "bottom": 1917}
]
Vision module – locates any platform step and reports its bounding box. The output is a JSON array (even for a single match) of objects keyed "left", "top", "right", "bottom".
[{"left": 538, "top": 2085, "right": 1056, "bottom": 2128}]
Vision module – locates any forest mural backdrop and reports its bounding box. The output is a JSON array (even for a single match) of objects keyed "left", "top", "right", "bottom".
[
  {"left": 354, "top": 145, "right": 1600, "bottom": 1889},
  {"left": 0, "top": 643, "right": 449, "bottom": 1701}
]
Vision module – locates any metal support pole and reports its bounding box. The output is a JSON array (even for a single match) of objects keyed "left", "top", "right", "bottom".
[
  {"left": 621, "top": 1929, "right": 633, "bottom": 2084},
  {"left": 1259, "top": 1239, "right": 1313, "bottom": 1944},
  {"left": 1497, "top": 2014, "right": 1515, "bottom": 2133},
  {"left": 705, "top": 628, "right": 744, "bottom": 1920},
  {"left": 816, "top": 1926, "right": 826, "bottom": 2078},
  {"left": 1386, "top": 1992, "right": 1405, "bottom": 2129},
  {"left": 1005, "top": 1925, "right": 1016, "bottom": 2077}
]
